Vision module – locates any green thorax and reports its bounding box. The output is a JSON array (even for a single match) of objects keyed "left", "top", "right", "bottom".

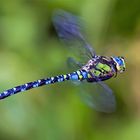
[
  {"left": 82, "top": 56, "right": 115, "bottom": 81},
  {"left": 89, "top": 62, "right": 112, "bottom": 77}
]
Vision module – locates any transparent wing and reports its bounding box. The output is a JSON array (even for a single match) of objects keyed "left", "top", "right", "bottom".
[
  {"left": 52, "top": 9, "right": 95, "bottom": 63},
  {"left": 67, "top": 57, "right": 82, "bottom": 70},
  {"left": 66, "top": 58, "right": 116, "bottom": 113},
  {"left": 53, "top": 10, "right": 116, "bottom": 113},
  {"left": 79, "top": 81, "right": 116, "bottom": 113}
]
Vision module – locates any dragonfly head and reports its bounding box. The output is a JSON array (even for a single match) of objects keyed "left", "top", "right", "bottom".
[{"left": 112, "top": 56, "right": 126, "bottom": 73}]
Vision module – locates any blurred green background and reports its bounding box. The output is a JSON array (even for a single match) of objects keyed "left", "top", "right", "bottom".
[{"left": 0, "top": 0, "right": 140, "bottom": 140}]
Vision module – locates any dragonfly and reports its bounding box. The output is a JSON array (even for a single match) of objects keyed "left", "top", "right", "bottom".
[{"left": 0, "top": 9, "right": 126, "bottom": 113}]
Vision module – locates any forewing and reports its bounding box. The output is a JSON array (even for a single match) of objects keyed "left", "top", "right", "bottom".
[
  {"left": 67, "top": 57, "right": 82, "bottom": 71},
  {"left": 79, "top": 81, "right": 116, "bottom": 113},
  {"left": 52, "top": 9, "right": 95, "bottom": 63}
]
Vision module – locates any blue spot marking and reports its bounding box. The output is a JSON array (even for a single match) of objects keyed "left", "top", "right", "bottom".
[
  {"left": 57, "top": 76, "right": 64, "bottom": 82},
  {"left": 33, "top": 81, "right": 39, "bottom": 88},
  {"left": 21, "top": 85, "right": 26, "bottom": 91},
  {"left": 81, "top": 71, "right": 88, "bottom": 79},
  {"left": 114, "top": 57, "right": 123, "bottom": 66},
  {"left": 58, "top": 77, "right": 62, "bottom": 82},
  {"left": 46, "top": 79, "right": 51, "bottom": 84},
  {"left": 8, "top": 89, "right": 14, "bottom": 95},
  {"left": 58, "top": 78, "right": 61, "bottom": 82},
  {"left": 71, "top": 73, "right": 78, "bottom": 80},
  {"left": 3, "top": 91, "right": 9, "bottom": 96}
]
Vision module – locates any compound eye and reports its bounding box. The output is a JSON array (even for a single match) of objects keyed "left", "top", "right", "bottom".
[{"left": 115, "top": 58, "right": 123, "bottom": 66}]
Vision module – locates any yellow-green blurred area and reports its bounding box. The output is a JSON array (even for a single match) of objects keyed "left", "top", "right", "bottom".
[{"left": 0, "top": 0, "right": 140, "bottom": 140}]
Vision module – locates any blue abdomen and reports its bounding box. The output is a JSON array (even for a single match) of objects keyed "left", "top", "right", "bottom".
[{"left": 70, "top": 70, "right": 88, "bottom": 81}]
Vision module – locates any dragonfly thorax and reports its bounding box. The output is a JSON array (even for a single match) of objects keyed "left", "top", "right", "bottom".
[
  {"left": 81, "top": 59, "right": 96, "bottom": 72},
  {"left": 82, "top": 56, "right": 116, "bottom": 82}
]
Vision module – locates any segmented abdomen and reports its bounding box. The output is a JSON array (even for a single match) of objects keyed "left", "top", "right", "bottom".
[{"left": 0, "top": 70, "right": 87, "bottom": 100}]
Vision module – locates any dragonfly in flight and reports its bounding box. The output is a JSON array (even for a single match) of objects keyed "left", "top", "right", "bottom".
[{"left": 0, "top": 10, "right": 126, "bottom": 113}]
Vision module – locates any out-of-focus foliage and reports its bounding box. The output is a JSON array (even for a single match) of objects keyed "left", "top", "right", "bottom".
[{"left": 0, "top": 0, "right": 140, "bottom": 140}]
